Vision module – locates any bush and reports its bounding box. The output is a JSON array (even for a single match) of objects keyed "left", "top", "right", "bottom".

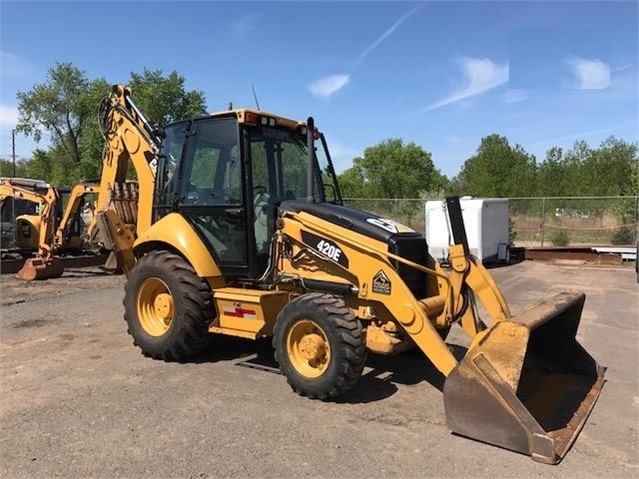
[
  {"left": 611, "top": 226, "right": 634, "bottom": 245},
  {"left": 549, "top": 229, "right": 570, "bottom": 246}
]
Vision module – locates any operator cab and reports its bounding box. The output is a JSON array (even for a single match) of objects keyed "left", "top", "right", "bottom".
[{"left": 155, "top": 110, "right": 341, "bottom": 279}]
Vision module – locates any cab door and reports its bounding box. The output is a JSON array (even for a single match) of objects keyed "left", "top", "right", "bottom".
[{"left": 177, "top": 118, "right": 249, "bottom": 277}]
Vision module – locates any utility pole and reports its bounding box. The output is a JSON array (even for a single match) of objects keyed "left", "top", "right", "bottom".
[
  {"left": 12, "top": 129, "right": 16, "bottom": 177},
  {"left": 11, "top": 129, "right": 16, "bottom": 246}
]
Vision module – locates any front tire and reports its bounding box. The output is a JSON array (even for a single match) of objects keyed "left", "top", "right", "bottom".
[
  {"left": 123, "top": 250, "right": 213, "bottom": 360},
  {"left": 273, "top": 293, "right": 366, "bottom": 400}
]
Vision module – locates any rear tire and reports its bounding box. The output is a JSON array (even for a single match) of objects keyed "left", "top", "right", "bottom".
[
  {"left": 123, "top": 250, "right": 213, "bottom": 360},
  {"left": 273, "top": 293, "right": 366, "bottom": 400}
]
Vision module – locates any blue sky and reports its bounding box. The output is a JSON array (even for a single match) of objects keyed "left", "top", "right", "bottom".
[{"left": 0, "top": 0, "right": 637, "bottom": 179}]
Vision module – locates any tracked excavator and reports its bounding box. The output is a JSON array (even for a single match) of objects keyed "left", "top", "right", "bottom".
[
  {"left": 1, "top": 178, "right": 64, "bottom": 279},
  {"left": 52, "top": 182, "right": 99, "bottom": 252},
  {"left": 0, "top": 178, "right": 99, "bottom": 279},
  {"left": 89, "top": 85, "right": 605, "bottom": 464}
]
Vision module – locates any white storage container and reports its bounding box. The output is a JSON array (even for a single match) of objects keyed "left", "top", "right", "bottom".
[{"left": 425, "top": 198, "right": 510, "bottom": 263}]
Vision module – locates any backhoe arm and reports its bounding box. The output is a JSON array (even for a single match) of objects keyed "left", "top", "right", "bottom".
[{"left": 88, "top": 85, "right": 162, "bottom": 271}]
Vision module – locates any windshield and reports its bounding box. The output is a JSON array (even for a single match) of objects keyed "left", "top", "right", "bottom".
[{"left": 247, "top": 124, "right": 341, "bottom": 204}]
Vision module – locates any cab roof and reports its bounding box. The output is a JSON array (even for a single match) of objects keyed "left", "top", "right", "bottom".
[{"left": 208, "top": 108, "right": 308, "bottom": 130}]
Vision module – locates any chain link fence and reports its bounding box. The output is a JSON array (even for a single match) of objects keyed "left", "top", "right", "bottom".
[
  {"left": 2, "top": 195, "right": 637, "bottom": 251},
  {"left": 344, "top": 196, "right": 639, "bottom": 248},
  {"left": 509, "top": 196, "right": 638, "bottom": 247}
]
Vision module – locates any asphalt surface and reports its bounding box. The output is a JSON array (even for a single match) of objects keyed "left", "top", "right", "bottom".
[{"left": 1, "top": 261, "right": 637, "bottom": 478}]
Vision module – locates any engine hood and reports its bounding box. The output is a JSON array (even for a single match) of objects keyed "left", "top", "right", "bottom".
[{"left": 279, "top": 201, "right": 419, "bottom": 243}]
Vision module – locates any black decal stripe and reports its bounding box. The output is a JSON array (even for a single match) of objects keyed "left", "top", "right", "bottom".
[{"left": 300, "top": 231, "right": 349, "bottom": 268}]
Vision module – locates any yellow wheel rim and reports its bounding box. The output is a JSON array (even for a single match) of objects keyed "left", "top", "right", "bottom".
[
  {"left": 137, "top": 277, "right": 174, "bottom": 337},
  {"left": 287, "top": 319, "right": 331, "bottom": 378}
]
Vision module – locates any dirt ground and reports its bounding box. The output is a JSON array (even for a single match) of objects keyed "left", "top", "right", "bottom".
[{"left": 0, "top": 261, "right": 637, "bottom": 479}]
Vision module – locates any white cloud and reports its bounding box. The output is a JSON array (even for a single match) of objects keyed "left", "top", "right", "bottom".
[
  {"left": 0, "top": 51, "right": 30, "bottom": 79},
  {"left": 355, "top": 3, "right": 425, "bottom": 66},
  {"left": 423, "top": 57, "right": 509, "bottom": 112},
  {"left": 230, "top": 12, "right": 263, "bottom": 36},
  {"left": 1, "top": 51, "right": 20, "bottom": 61},
  {"left": 308, "top": 74, "right": 351, "bottom": 98},
  {"left": 566, "top": 58, "right": 610, "bottom": 89},
  {"left": 529, "top": 121, "right": 637, "bottom": 148},
  {"left": 307, "top": 4, "right": 424, "bottom": 100},
  {"left": 502, "top": 90, "right": 528, "bottom": 104},
  {"left": 612, "top": 62, "right": 634, "bottom": 73},
  {"left": 0, "top": 105, "right": 19, "bottom": 128}
]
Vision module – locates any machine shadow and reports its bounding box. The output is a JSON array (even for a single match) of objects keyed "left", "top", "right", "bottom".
[
  {"left": 61, "top": 268, "right": 113, "bottom": 277},
  {"left": 189, "top": 335, "right": 469, "bottom": 404}
]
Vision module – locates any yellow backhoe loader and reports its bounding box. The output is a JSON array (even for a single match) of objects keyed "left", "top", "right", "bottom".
[
  {"left": 0, "top": 178, "right": 99, "bottom": 279},
  {"left": 89, "top": 85, "right": 605, "bottom": 464}
]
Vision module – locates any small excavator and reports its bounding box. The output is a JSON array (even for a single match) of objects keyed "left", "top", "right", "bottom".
[
  {"left": 0, "top": 177, "right": 98, "bottom": 279},
  {"left": 88, "top": 85, "right": 605, "bottom": 464}
]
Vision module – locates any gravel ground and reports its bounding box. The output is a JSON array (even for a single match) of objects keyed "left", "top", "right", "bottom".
[{"left": 0, "top": 261, "right": 637, "bottom": 478}]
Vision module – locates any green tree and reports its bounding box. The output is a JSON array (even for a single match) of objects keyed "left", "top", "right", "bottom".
[
  {"left": 338, "top": 138, "right": 446, "bottom": 198},
  {"left": 76, "top": 78, "right": 111, "bottom": 181},
  {"left": 128, "top": 68, "right": 207, "bottom": 126},
  {"left": 0, "top": 159, "right": 28, "bottom": 178},
  {"left": 15, "top": 62, "right": 208, "bottom": 186},
  {"left": 455, "top": 134, "right": 537, "bottom": 197},
  {"left": 583, "top": 136, "right": 638, "bottom": 196},
  {"left": 337, "top": 165, "right": 367, "bottom": 198},
  {"left": 537, "top": 137, "right": 638, "bottom": 197},
  {"left": 12, "top": 147, "right": 76, "bottom": 186},
  {"left": 537, "top": 147, "right": 570, "bottom": 196},
  {"left": 561, "top": 140, "right": 590, "bottom": 196},
  {"left": 15, "top": 62, "right": 105, "bottom": 172}
]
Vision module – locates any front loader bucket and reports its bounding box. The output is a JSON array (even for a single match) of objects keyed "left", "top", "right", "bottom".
[
  {"left": 443, "top": 291, "right": 605, "bottom": 464},
  {"left": 16, "top": 257, "right": 64, "bottom": 281}
]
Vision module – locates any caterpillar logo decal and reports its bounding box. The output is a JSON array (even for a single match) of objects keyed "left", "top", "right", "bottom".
[
  {"left": 372, "top": 270, "right": 391, "bottom": 295},
  {"left": 301, "top": 231, "right": 349, "bottom": 268},
  {"left": 366, "top": 217, "right": 415, "bottom": 234}
]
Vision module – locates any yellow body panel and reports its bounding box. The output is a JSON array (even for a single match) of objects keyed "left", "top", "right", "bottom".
[
  {"left": 134, "top": 213, "right": 223, "bottom": 279},
  {"left": 209, "top": 288, "right": 290, "bottom": 339},
  {"left": 278, "top": 210, "right": 460, "bottom": 375},
  {"left": 211, "top": 108, "right": 305, "bottom": 130},
  {"left": 15, "top": 215, "right": 40, "bottom": 250}
]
